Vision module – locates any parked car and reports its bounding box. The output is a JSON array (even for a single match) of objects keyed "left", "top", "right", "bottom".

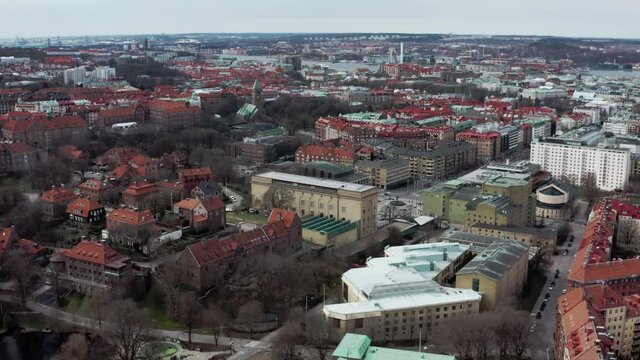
[
  {"left": 544, "top": 293, "right": 551, "bottom": 299},
  {"left": 248, "top": 208, "right": 259, "bottom": 214},
  {"left": 535, "top": 312, "right": 542, "bottom": 319}
]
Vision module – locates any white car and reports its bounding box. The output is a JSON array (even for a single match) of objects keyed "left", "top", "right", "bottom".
[{"left": 230, "top": 196, "right": 237, "bottom": 201}]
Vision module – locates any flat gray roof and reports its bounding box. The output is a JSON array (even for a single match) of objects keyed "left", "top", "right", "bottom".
[{"left": 255, "top": 171, "right": 377, "bottom": 193}]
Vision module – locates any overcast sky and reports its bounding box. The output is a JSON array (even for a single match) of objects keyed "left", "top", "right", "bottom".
[{"left": 2, "top": 0, "right": 638, "bottom": 39}]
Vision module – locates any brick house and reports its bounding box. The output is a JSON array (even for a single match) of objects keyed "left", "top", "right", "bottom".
[
  {"left": 66, "top": 198, "right": 105, "bottom": 224},
  {"left": 149, "top": 100, "right": 200, "bottom": 132},
  {"left": 176, "top": 209, "right": 301, "bottom": 291},
  {"left": 0, "top": 227, "right": 44, "bottom": 256},
  {"left": 158, "top": 180, "right": 189, "bottom": 204},
  {"left": 95, "top": 147, "right": 143, "bottom": 167},
  {"left": 57, "top": 241, "right": 131, "bottom": 294},
  {"left": 173, "top": 196, "right": 225, "bottom": 231},
  {"left": 2, "top": 113, "right": 86, "bottom": 149},
  {"left": 0, "top": 142, "right": 36, "bottom": 173},
  {"left": 96, "top": 106, "right": 145, "bottom": 128},
  {"left": 178, "top": 167, "right": 213, "bottom": 192},
  {"left": 106, "top": 208, "right": 156, "bottom": 247},
  {"left": 121, "top": 181, "right": 160, "bottom": 209},
  {"left": 78, "top": 179, "right": 113, "bottom": 202},
  {"left": 40, "top": 186, "right": 77, "bottom": 221}
]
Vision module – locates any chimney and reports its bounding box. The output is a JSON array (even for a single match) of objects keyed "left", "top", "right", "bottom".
[
  {"left": 429, "top": 261, "right": 435, "bottom": 271},
  {"left": 443, "top": 248, "right": 448, "bottom": 261}
]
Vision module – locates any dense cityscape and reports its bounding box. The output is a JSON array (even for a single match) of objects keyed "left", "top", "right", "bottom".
[{"left": 1, "top": 7, "right": 640, "bottom": 360}]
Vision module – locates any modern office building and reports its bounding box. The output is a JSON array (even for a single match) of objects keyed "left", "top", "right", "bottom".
[
  {"left": 354, "top": 158, "right": 411, "bottom": 189},
  {"left": 251, "top": 171, "right": 379, "bottom": 237}
]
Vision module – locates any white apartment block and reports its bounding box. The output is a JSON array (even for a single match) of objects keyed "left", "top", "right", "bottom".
[{"left": 530, "top": 139, "right": 631, "bottom": 191}]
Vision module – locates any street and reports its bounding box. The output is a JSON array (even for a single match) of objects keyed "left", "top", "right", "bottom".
[{"left": 528, "top": 219, "right": 587, "bottom": 359}]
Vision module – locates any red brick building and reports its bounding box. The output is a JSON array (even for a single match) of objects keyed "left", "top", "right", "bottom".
[
  {"left": 121, "top": 181, "right": 159, "bottom": 209},
  {"left": 178, "top": 167, "right": 213, "bottom": 191},
  {"left": 176, "top": 209, "right": 302, "bottom": 291},
  {"left": 40, "top": 186, "right": 77, "bottom": 221},
  {"left": 96, "top": 105, "right": 145, "bottom": 128},
  {"left": 295, "top": 144, "right": 357, "bottom": 166},
  {"left": 456, "top": 130, "right": 501, "bottom": 162},
  {"left": 78, "top": 179, "right": 113, "bottom": 202},
  {"left": 173, "top": 196, "right": 225, "bottom": 232},
  {"left": 96, "top": 147, "right": 143, "bottom": 167},
  {"left": 1, "top": 112, "right": 86, "bottom": 149},
  {"left": 149, "top": 100, "right": 200, "bottom": 131},
  {"left": 59, "top": 241, "right": 131, "bottom": 294},
  {"left": 106, "top": 208, "right": 156, "bottom": 247}
]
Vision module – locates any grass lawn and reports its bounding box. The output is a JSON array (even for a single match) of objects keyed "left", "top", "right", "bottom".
[
  {"left": 226, "top": 211, "right": 267, "bottom": 225},
  {"left": 142, "top": 342, "right": 178, "bottom": 358},
  {"left": 64, "top": 294, "right": 88, "bottom": 314}
]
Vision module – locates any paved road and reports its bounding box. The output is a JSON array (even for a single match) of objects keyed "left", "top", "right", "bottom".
[
  {"left": 223, "top": 186, "right": 244, "bottom": 211},
  {"left": 529, "top": 221, "right": 586, "bottom": 359}
]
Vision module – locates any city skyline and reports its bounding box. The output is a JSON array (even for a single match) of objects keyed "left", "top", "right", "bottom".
[{"left": 2, "top": 0, "right": 640, "bottom": 39}]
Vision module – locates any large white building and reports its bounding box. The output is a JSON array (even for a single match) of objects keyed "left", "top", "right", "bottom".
[
  {"left": 323, "top": 242, "right": 481, "bottom": 342},
  {"left": 530, "top": 138, "right": 631, "bottom": 191}
]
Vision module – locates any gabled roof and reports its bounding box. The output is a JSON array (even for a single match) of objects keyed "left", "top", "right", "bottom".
[
  {"left": 66, "top": 198, "right": 103, "bottom": 218},
  {"left": 267, "top": 208, "right": 298, "bottom": 230},
  {"left": 64, "top": 240, "right": 129, "bottom": 266},
  {"left": 106, "top": 208, "right": 155, "bottom": 225},
  {"left": 179, "top": 167, "right": 213, "bottom": 178},
  {"left": 3, "top": 142, "right": 34, "bottom": 154},
  {"left": 79, "top": 179, "right": 111, "bottom": 191},
  {"left": 41, "top": 186, "right": 77, "bottom": 203}
]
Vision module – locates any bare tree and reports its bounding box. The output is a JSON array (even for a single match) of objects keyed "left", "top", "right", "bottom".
[
  {"left": 204, "top": 306, "right": 229, "bottom": 347},
  {"left": 236, "top": 300, "right": 264, "bottom": 339},
  {"left": 272, "top": 321, "right": 305, "bottom": 360},
  {"left": 1, "top": 249, "right": 38, "bottom": 305},
  {"left": 529, "top": 239, "right": 552, "bottom": 272},
  {"left": 179, "top": 293, "right": 204, "bottom": 344},
  {"left": 581, "top": 172, "right": 599, "bottom": 206},
  {"left": 261, "top": 187, "right": 294, "bottom": 213},
  {"left": 51, "top": 333, "right": 89, "bottom": 360},
  {"left": 157, "top": 259, "right": 182, "bottom": 319},
  {"left": 617, "top": 218, "right": 639, "bottom": 248},
  {"left": 102, "top": 300, "right": 153, "bottom": 360},
  {"left": 491, "top": 308, "right": 531, "bottom": 360},
  {"left": 87, "top": 291, "right": 112, "bottom": 330},
  {"left": 304, "top": 311, "right": 332, "bottom": 360}
]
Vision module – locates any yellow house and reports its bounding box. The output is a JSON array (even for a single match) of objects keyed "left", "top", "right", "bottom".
[
  {"left": 455, "top": 239, "right": 529, "bottom": 311},
  {"left": 251, "top": 171, "right": 379, "bottom": 237}
]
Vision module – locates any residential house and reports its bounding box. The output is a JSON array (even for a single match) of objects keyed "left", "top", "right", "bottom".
[
  {"left": 191, "top": 181, "right": 223, "bottom": 200},
  {"left": 1, "top": 142, "right": 36, "bottom": 173},
  {"left": 78, "top": 179, "right": 113, "bottom": 202},
  {"left": 179, "top": 167, "right": 213, "bottom": 192},
  {"left": 57, "top": 241, "right": 131, "bottom": 294},
  {"left": 66, "top": 198, "right": 105, "bottom": 224},
  {"left": 173, "top": 196, "right": 225, "bottom": 232},
  {"left": 40, "top": 186, "right": 77, "bottom": 221},
  {"left": 106, "top": 208, "right": 156, "bottom": 248},
  {"left": 121, "top": 181, "right": 160, "bottom": 209},
  {"left": 176, "top": 209, "right": 301, "bottom": 291}
]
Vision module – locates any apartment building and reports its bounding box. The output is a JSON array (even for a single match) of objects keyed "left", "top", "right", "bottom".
[
  {"left": 470, "top": 223, "right": 557, "bottom": 253},
  {"left": 385, "top": 142, "right": 476, "bottom": 180},
  {"left": 456, "top": 130, "right": 501, "bottom": 162},
  {"left": 530, "top": 138, "right": 631, "bottom": 191},
  {"left": 251, "top": 171, "right": 378, "bottom": 237},
  {"left": 323, "top": 243, "right": 481, "bottom": 342},
  {"left": 353, "top": 158, "right": 411, "bottom": 189},
  {"left": 149, "top": 100, "right": 200, "bottom": 131}
]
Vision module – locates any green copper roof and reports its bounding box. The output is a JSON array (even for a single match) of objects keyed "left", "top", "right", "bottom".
[{"left": 333, "top": 333, "right": 456, "bottom": 360}]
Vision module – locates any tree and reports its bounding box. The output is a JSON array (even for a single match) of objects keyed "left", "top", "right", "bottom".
[
  {"left": 236, "top": 300, "right": 264, "bottom": 339},
  {"left": 261, "top": 187, "right": 294, "bottom": 213},
  {"left": 87, "top": 291, "right": 112, "bottom": 330},
  {"left": 581, "top": 172, "right": 599, "bottom": 205},
  {"left": 179, "top": 293, "right": 204, "bottom": 344},
  {"left": 2, "top": 202, "right": 43, "bottom": 238},
  {"left": 529, "top": 239, "right": 552, "bottom": 272},
  {"left": 272, "top": 320, "right": 305, "bottom": 360},
  {"left": 102, "top": 300, "right": 153, "bottom": 360},
  {"left": 304, "top": 311, "right": 332, "bottom": 360},
  {"left": 51, "top": 334, "right": 89, "bottom": 360},
  {"left": 0, "top": 188, "right": 25, "bottom": 216},
  {"left": 1, "top": 249, "right": 38, "bottom": 305},
  {"left": 617, "top": 218, "right": 638, "bottom": 248},
  {"left": 157, "top": 259, "right": 183, "bottom": 319},
  {"left": 204, "top": 307, "right": 229, "bottom": 347}
]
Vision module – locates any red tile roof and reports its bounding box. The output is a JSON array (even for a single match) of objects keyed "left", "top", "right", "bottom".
[
  {"left": 41, "top": 186, "right": 77, "bottom": 203},
  {"left": 107, "top": 208, "right": 155, "bottom": 226},
  {"left": 121, "top": 181, "right": 159, "bottom": 196},
  {"left": 179, "top": 167, "right": 213, "bottom": 177},
  {"left": 267, "top": 209, "right": 298, "bottom": 229},
  {"left": 64, "top": 240, "right": 129, "bottom": 266},
  {"left": 3, "top": 142, "right": 34, "bottom": 154},
  {"left": 79, "top": 179, "right": 111, "bottom": 191},
  {"left": 66, "top": 198, "right": 103, "bottom": 218}
]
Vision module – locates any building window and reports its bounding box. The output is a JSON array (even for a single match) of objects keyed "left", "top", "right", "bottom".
[{"left": 472, "top": 278, "right": 480, "bottom": 291}]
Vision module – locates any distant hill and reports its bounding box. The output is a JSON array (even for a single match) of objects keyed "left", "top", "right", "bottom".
[{"left": 511, "top": 39, "right": 640, "bottom": 65}]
